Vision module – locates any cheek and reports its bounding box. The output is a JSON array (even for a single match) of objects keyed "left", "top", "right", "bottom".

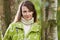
[
  {"left": 29, "top": 14, "right": 33, "bottom": 17},
  {"left": 22, "top": 13, "right": 26, "bottom": 17},
  {"left": 29, "top": 12, "right": 33, "bottom": 17},
  {"left": 22, "top": 12, "right": 33, "bottom": 18},
  {"left": 26, "top": 13, "right": 33, "bottom": 17}
]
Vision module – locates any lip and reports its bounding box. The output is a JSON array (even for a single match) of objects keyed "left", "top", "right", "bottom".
[{"left": 26, "top": 16, "right": 29, "bottom": 18}]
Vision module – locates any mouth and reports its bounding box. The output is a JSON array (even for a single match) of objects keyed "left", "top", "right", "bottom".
[
  {"left": 27, "top": 16, "right": 29, "bottom": 18},
  {"left": 26, "top": 16, "right": 30, "bottom": 18}
]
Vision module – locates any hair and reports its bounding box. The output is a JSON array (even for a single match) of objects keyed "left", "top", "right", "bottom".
[{"left": 13, "top": 0, "right": 37, "bottom": 23}]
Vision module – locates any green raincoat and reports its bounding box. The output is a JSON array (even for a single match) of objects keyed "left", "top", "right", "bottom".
[{"left": 3, "top": 22, "right": 41, "bottom": 40}]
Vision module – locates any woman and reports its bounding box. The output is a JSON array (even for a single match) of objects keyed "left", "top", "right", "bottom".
[{"left": 3, "top": 0, "right": 41, "bottom": 40}]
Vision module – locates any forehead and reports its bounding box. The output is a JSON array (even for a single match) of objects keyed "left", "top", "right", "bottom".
[{"left": 22, "top": 6, "right": 29, "bottom": 11}]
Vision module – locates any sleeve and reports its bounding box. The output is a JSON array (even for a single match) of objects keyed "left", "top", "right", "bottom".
[{"left": 3, "top": 23, "right": 14, "bottom": 40}]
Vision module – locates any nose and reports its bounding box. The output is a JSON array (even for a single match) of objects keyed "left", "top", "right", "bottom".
[{"left": 26, "top": 12, "right": 29, "bottom": 15}]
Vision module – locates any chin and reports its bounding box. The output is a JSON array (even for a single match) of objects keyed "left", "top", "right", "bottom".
[{"left": 26, "top": 18, "right": 31, "bottom": 20}]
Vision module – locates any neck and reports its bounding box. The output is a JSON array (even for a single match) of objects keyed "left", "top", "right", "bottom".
[{"left": 21, "top": 17, "right": 34, "bottom": 25}]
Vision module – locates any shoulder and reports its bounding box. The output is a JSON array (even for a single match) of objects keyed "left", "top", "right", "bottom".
[
  {"left": 9, "top": 22, "right": 22, "bottom": 27},
  {"left": 32, "top": 22, "right": 41, "bottom": 29},
  {"left": 8, "top": 22, "right": 23, "bottom": 29},
  {"left": 32, "top": 22, "right": 40, "bottom": 26}
]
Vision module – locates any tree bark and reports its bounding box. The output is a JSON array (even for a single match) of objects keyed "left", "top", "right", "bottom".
[
  {"left": 3, "top": 0, "right": 11, "bottom": 35},
  {"left": 41, "top": 0, "right": 46, "bottom": 40},
  {"left": 44, "top": 0, "right": 58, "bottom": 40},
  {"left": 41, "top": 0, "right": 58, "bottom": 40},
  {"left": 47, "top": 0, "right": 58, "bottom": 40}
]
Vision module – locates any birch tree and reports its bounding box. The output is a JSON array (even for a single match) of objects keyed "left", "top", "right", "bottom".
[
  {"left": 47, "top": 0, "right": 58, "bottom": 40},
  {"left": 41, "top": 0, "right": 58, "bottom": 40}
]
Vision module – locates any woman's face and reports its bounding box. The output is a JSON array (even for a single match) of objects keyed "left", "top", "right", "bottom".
[{"left": 22, "top": 6, "right": 33, "bottom": 21}]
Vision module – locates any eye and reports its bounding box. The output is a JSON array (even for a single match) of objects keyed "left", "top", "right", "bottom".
[{"left": 23, "top": 11, "right": 27, "bottom": 13}]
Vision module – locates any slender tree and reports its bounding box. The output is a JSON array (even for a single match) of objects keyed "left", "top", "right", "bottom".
[
  {"left": 41, "top": 0, "right": 58, "bottom": 40},
  {"left": 47, "top": 0, "right": 58, "bottom": 40},
  {"left": 41, "top": 0, "right": 46, "bottom": 40},
  {"left": 3, "top": 0, "right": 11, "bottom": 35}
]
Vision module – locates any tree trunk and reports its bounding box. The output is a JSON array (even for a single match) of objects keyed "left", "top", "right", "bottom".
[
  {"left": 47, "top": 0, "right": 58, "bottom": 40},
  {"left": 41, "top": 0, "right": 46, "bottom": 40},
  {"left": 44, "top": 0, "right": 58, "bottom": 40},
  {"left": 3, "top": 0, "right": 11, "bottom": 35},
  {"left": 41, "top": 0, "right": 58, "bottom": 40}
]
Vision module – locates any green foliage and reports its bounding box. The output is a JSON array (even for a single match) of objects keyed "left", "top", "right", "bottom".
[{"left": 57, "top": 0, "right": 60, "bottom": 39}]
